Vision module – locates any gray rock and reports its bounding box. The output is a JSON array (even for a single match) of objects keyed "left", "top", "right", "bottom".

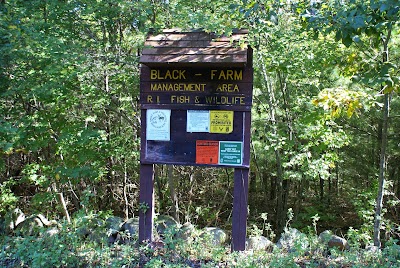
[
  {"left": 277, "top": 228, "right": 308, "bottom": 251},
  {"left": 318, "top": 230, "right": 333, "bottom": 244},
  {"left": 5, "top": 208, "right": 25, "bottom": 234},
  {"left": 121, "top": 218, "right": 139, "bottom": 239},
  {"left": 42, "top": 227, "right": 59, "bottom": 237},
  {"left": 365, "top": 245, "right": 379, "bottom": 253},
  {"left": 155, "top": 215, "right": 178, "bottom": 235},
  {"left": 76, "top": 226, "right": 91, "bottom": 238},
  {"left": 176, "top": 222, "right": 195, "bottom": 241},
  {"left": 202, "top": 227, "right": 227, "bottom": 246},
  {"left": 105, "top": 216, "right": 124, "bottom": 244},
  {"left": 328, "top": 235, "right": 350, "bottom": 251},
  {"left": 246, "top": 236, "right": 274, "bottom": 251},
  {"left": 35, "top": 214, "right": 57, "bottom": 227},
  {"left": 14, "top": 215, "right": 44, "bottom": 236},
  {"left": 105, "top": 216, "right": 124, "bottom": 235}
]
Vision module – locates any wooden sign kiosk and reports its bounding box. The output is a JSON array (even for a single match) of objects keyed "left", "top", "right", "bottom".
[{"left": 139, "top": 29, "right": 253, "bottom": 251}]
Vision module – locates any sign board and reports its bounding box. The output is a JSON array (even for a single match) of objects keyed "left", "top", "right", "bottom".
[
  {"left": 140, "top": 67, "right": 253, "bottom": 111},
  {"left": 140, "top": 66, "right": 253, "bottom": 168},
  {"left": 139, "top": 29, "right": 253, "bottom": 251}
]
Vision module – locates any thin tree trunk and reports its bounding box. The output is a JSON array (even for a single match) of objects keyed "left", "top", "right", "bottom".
[
  {"left": 123, "top": 160, "right": 129, "bottom": 220},
  {"left": 373, "top": 26, "right": 392, "bottom": 247},
  {"left": 328, "top": 173, "right": 331, "bottom": 206},
  {"left": 167, "top": 165, "right": 180, "bottom": 223},
  {"left": 259, "top": 52, "right": 286, "bottom": 235},
  {"left": 53, "top": 184, "right": 71, "bottom": 223},
  {"left": 319, "top": 175, "right": 324, "bottom": 201},
  {"left": 373, "top": 92, "right": 390, "bottom": 247}
]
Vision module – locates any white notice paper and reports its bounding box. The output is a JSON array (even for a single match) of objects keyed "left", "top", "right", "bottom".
[
  {"left": 146, "top": 109, "right": 171, "bottom": 141},
  {"left": 187, "top": 110, "right": 210, "bottom": 132}
]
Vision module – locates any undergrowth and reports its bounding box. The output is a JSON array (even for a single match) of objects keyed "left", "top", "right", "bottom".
[{"left": 1, "top": 212, "right": 400, "bottom": 267}]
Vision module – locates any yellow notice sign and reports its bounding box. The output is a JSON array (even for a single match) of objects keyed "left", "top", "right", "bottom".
[{"left": 210, "top": 110, "right": 234, "bottom": 133}]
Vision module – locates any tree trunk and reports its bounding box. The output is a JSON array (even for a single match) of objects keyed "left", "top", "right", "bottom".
[
  {"left": 373, "top": 92, "right": 390, "bottom": 247},
  {"left": 319, "top": 175, "right": 324, "bottom": 201},
  {"left": 373, "top": 27, "right": 392, "bottom": 247},
  {"left": 167, "top": 165, "right": 180, "bottom": 223},
  {"left": 259, "top": 52, "right": 287, "bottom": 235}
]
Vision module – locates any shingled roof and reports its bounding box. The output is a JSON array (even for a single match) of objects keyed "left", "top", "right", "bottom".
[{"left": 140, "top": 29, "right": 250, "bottom": 67}]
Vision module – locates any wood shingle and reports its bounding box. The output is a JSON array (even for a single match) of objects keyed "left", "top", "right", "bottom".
[{"left": 140, "top": 29, "right": 250, "bottom": 67}]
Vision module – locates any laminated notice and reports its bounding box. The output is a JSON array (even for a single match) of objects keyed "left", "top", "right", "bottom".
[
  {"left": 187, "top": 110, "right": 210, "bottom": 132},
  {"left": 209, "top": 110, "right": 233, "bottom": 134},
  {"left": 146, "top": 109, "right": 171, "bottom": 141},
  {"left": 196, "top": 140, "right": 219, "bottom": 164}
]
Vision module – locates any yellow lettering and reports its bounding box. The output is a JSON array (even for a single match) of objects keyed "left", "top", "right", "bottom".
[
  {"left": 178, "top": 95, "right": 190, "bottom": 103},
  {"left": 234, "top": 70, "right": 243, "bottom": 80},
  {"left": 205, "top": 95, "right": 246, "bottom": 105},
  {"left": 147, "top": 95, "right": 153, "bottom": 103},
  {"left": 150, "top": 69, "right": 187, "bottom": 80},
  {"left": 216, "top": 83, "right": 239, "bottom": 93},
  {"left": 211, "top": 70, "right": 217, "bottom": 80},
  {"left": 218, "top": 70, "right": 227, "bottom": 80},
  {"left": 171, "top": 95, "right": 190, "bottom": 103},
  {"left": 150, "top": 70, "right": 158, "bottom": 80},
  {"left": 227, "top": 70, "right": 234, "bottom": 80},
  {"left": 165, "top": 70, "right": 172, "bottom": 79},
  {"left": 179, "top": 70, "right": 186, "bottom": 79}
]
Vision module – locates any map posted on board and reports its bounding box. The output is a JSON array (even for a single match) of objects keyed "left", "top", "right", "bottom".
[
  {"left": 146, "top": 109, "right": 171, "bottom": 141},
  {"left": 209, "top": 110, "right": 233, "bottom": 134}
]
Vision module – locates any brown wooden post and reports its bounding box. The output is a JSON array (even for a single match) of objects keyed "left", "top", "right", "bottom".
[
  {"left": 232, "top": 168, "right": 250, "bottom": 251},
  {"left": 139, "top": 164, "right": 155, "bottom": 242}
]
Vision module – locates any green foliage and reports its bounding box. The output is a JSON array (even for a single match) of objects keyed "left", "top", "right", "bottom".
[
  {"left": 302, "top": 0, "right": 400, "bottom": 92},
  {"left": 0, "top": 212, "right": 400, "bottom": 267},
  {"left": 0, "top": 180, "right": 18, "bottom": 215}
]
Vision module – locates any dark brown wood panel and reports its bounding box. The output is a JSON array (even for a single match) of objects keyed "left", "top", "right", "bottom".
[
  {"left": 142, "top": 47, "right": 247, "bottom": 55},
  {"left": 145, "top": 33, "right": 247, "bottom": 42},
  {"left": 140, "top": 110, "right": 250, "bottom": 167},
  {"left": 140, "top": 82, "right": 253, "bottom": 94},
  {"left": 140, "top": 93, "right": 253, "bottom": 109},
  {"left": 140, "top": 66, "right": 253, "bottom": 82},
  {"left": 140, "top": 54, "right": 247, "bottom": 64},
  {"left": 143, "top": 40, "right": 243, "bottom": 48}
]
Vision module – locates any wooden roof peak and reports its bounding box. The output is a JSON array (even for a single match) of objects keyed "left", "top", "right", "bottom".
[{"left": 140, "top": 29, "right": 250, "bottom": 67}]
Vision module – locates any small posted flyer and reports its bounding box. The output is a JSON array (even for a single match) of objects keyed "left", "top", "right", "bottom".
[
  {"left": 146, "top": 109, "right": 171, "bottom": 141},
  {"left": 187, "top": 110, "right": 210, "bottom": 132}
]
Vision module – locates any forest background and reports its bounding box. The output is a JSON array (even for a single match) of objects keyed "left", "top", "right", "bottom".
[{"left": 1, "top": 0, "right": 399, "bottom": 251}]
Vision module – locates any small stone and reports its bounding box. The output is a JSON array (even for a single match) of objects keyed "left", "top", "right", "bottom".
[
  {"left": 328, "top": 235, "right": 350, "bottom": 251},
  {"left": 176, "top": 222, "right": 195, "bottom": 241},
  {"left": 202, "top": 227, "right": 227, "bottom": 246},
  {"left": 277, "top": 228, "right": 307, "bottom": 251},
  {"left": 121, "top": 218, "right": 139, "bottom": 239},
  {"left": 318, "top": 230, "right": 333, "bottom": 244},
  {"left": 14, "top": 215, "right": 44, "bottom": 236},
  {"left": 246, "top": 236, "right": 274, "bottom": 251},
  {"left": 155, "top": 215, "right": 178, "bottom": 236}
]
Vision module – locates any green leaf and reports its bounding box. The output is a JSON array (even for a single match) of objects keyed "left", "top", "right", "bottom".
[{"left": 342, "top": 35, "right": 353, "bottom": 47}]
